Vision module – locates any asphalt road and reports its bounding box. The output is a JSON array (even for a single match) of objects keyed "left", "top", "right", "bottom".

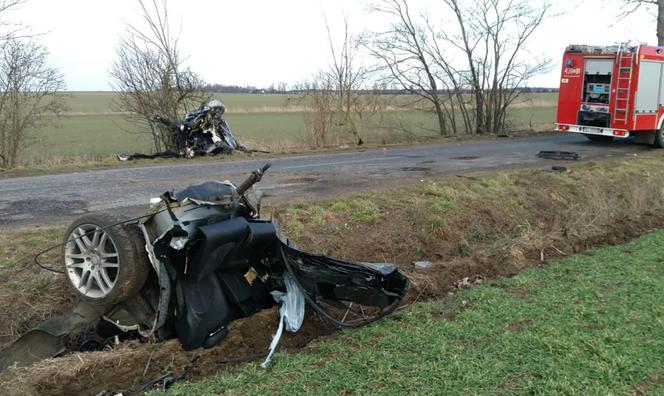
[{"left": 0, "top": 133, "right": 654, "bottom": 230}]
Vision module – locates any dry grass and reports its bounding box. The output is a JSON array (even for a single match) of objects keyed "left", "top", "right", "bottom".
[
  {"left": 274, "top": 154, "right": 664, "bottom": 279},
  {"left": 0, "top": 228, "right": 72, "bottom": 347}
]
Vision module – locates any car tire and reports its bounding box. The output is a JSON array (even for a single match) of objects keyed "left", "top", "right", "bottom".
[
  {"left": 584, "top": 134, "right": 614, "bottom": 143},
  {"left": 62, "top": 212, "right": 149, "bottom": 308}
]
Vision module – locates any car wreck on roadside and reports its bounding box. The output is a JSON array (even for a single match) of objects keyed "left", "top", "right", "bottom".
[
  {"left": 0, "top": 164, "right": 409, "bottom": 372},
  {"left": 117, "top": 100, "right": 253, "bottom": 161}
]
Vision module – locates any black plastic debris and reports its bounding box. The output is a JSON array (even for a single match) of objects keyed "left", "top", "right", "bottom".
[{"left": 537, "top": 150, "right": 580, "bottom": 161}]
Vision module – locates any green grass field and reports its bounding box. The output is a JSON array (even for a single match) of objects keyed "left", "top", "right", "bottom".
[
  {"left": 60, "top": 92, "right": 295, "bottom": 114},
  {"left": 58, "top": 92, "right": 557, "bottom": 115},
  {"left": 19, "top": 92, "right": 557, "bottom": 164},
  {"left": 167, "top": 229, "right": 664, "bottom": 395}
]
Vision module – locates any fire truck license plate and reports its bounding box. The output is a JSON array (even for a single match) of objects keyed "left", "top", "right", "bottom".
[{"left": 579, "top": 126, "right": 600, "bottom": 133}]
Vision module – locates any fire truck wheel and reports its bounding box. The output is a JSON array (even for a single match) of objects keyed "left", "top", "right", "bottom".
[
  {"left": 653, "top": 128, "right": 664, "bottom": 148},
  {"left": 583, "top": 134, "right": 614, "bottom": 143}
]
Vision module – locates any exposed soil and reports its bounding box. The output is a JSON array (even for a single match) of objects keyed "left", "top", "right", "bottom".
[
  {"left": 630, "top": 371, "right": 663, "bottom": 395},
  {"left": 1, "top": 311, "right": 336, "bottom": 396},
  {"left": 3, "top": 155, "right": 664, "bottom": 395}
]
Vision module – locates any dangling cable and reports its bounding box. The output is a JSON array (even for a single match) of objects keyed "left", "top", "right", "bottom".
[{"left": 33, "top": 211, "right": 163, "bottom": 274}]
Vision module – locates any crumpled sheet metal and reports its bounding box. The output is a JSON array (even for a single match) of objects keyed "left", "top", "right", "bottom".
[
  {"left": 117, "top": 102, "right": 248, "bottom": 161},
  {"left": 0, "top": 301, "right": 106, "bottom": 371}
]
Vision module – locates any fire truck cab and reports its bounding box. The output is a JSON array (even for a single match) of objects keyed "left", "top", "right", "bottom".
[{"left": 555, "top": 44, "right": 664, "bottom": 147}]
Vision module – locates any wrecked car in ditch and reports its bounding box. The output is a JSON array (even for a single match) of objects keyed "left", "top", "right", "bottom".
[
  {"left": 0, "top": 164, "right": 409, "bottom": 371},
  {"left": 117, "top": 100, "right": 250, "bottom": 161}
]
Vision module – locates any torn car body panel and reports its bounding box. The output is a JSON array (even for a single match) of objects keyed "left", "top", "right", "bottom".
[{"left": 0, "top": 301, "right": 106, "bottom": 371}]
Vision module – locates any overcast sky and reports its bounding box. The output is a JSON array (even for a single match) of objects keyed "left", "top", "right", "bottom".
[{"left": 4, "top": 0, "right": 659, "bottom": 91}]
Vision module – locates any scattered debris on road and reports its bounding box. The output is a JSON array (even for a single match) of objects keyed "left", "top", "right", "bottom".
[{"left": 537, "top": 150, "right": 580, "bottom": 161}]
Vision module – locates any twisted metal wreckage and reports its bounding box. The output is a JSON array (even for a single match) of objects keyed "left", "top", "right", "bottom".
[
  {"left": 0, "top": 164, "right": 409, "bottom": 377},
  {"left": 117, "top": 100, "right": 254, "bottom": 161}
]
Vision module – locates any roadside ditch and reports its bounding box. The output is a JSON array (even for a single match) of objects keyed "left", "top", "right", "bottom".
[{"left": 1, "top": 153, "right": 664, "bottom": 395}]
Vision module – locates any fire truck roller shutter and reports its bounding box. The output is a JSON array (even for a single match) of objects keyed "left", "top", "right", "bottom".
[
  {"left": 659, "top": 63, "right": 664, "bottom": 110},
  {"left": 585, "top": 59, "right": 613, "bottom": 75},
  {"left": 655, "top": 64, "right": 664, "bottom": 148},
  {"left": 635, "top": 61, "right": 662, "bottom": 115}
]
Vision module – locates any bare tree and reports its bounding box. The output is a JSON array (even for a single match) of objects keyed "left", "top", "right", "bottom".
[
  {"left": 366, "top": 0, "right": 549, "bottom": 136},
  {"left": 0, "top": 38, "right": 65, "bottom": 168},
  {"left": 0, "top": 0, "right": 26, "bottom": 41},
  {"left": 297, "top": 15, "right": 375, "bottom": 147},
  {"left": 621, "top": 1, "right": 664, "bottom": 45},
  {"left": 110, "top": 0, "right": 208, "bottom": 152},
  {"left": 295, "top": 76, "right": 335, "bottom": 148},
  {"left": 365, "top": 0, "right": 449, "bottom": 136},
  {"left": 323, "top": 15, "right": 369, "bottom": 144},
  {"left": 439, "top": 0, "right": 550, "bottom": 134}
]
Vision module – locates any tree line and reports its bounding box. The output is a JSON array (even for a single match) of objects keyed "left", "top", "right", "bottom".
[
  {"left": 203, "top": 85, "right": 558, "bottom": 95},
  {"left": 0, "top": 0, "right": 662, "bottom": 168},
  {"left": 296, "top": 0, "right": 551, "bottom": 145}
]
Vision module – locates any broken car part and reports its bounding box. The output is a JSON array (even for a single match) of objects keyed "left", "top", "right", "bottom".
[
  {"left": 536, "top": 150, "right": 580, "bottom": 161},
  {"left": 0, "top": 163, "right": 409, "bottom": 372},
  {"left": 117, "top": 100, "right": 250, "bottom": 161}
]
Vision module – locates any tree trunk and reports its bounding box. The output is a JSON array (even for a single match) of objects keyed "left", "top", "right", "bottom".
[
  {"left": 433, "top": 99, "right": 447, "bottom": 136},
  {"left": 149, "top": 123, "right": 162, "bottom": 152}
]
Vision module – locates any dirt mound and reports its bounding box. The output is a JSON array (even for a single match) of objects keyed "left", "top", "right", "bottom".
[
  {"left": 1, "top": 311, "right": 334, "bottom": 396},
  {"left": 3, "top": 155, "right": 664, "bottom": 395}
]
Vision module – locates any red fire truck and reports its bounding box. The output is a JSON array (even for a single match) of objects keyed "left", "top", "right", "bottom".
[{"left": 554, "top": 43, "right": 664, "bottom": 147}]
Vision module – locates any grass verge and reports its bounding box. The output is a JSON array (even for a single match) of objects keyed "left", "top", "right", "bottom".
[
  {"left": 273, "top": 154, "right": 664, "bottom": 279},
  {"left": 0, "top": 228, "right": 69, "bottom": 347},
  {"left": 168, "top": 228, "right": 664, "bottom": 395}
]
